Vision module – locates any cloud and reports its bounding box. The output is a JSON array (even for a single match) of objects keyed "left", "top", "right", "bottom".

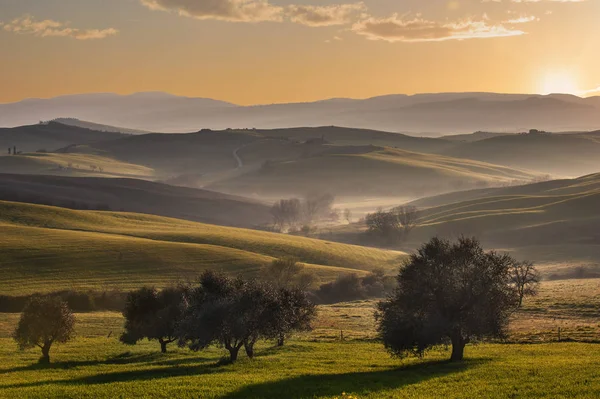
[
  {"left": 140, "top": 0, "right": 284, "bottom": 22},
  {"left": 287, "top": 3, "right": 366, "bottom": 27},
  {"left": 503, "top": 15, "right": 539, "bottom": 23},
  {"left": 351, "top": 14, "right": 525, "bottom": 42},
  {"left": 1, "top": 15, "right": 118, "bottom": 40}
]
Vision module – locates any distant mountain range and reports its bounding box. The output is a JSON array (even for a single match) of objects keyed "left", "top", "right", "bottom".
[{"left": 1, "top": 92, "right": 599, "bottom": 135}]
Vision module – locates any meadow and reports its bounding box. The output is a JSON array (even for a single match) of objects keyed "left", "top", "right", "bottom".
[{"left": 1, "top": 290, "right": 600, "bottom": 399}]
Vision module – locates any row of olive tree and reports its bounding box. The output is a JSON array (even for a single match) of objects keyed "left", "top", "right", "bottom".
[{"left": 120, "top": 271, "right": 316, "bottom": 361}]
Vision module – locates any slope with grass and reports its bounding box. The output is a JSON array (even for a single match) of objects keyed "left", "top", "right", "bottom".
[
  {"left": 0, "top": 174, "right": 271, "bottom": 228},
  {"left": 209, "top": 146, "right": 538, "bottom": 197},
  {"left": 0, "top": 152, "right": 155, "bottom": 179},
  {"left": 0, "top": 200, "right": 403, "bottom": 295},
  {"left": 405, "top": 173, "right": 600, "bottom": 274}
]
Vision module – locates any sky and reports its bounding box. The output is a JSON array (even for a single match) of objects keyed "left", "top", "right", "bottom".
[{"left": 0, "top": 0, "right": 599, "bottom": 105}]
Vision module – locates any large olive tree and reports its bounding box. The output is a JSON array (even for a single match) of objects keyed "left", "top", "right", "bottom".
[{"left": 377, "top": 237, "right": 521, "bottom": 362}]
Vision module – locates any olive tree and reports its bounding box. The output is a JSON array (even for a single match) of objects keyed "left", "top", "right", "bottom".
[
  {"left": 120, "top": 286, "right": 187, "bottom": 353},
  {"left": 13, "top": 297, "right": 75, "bottom": 363},
  {"left": 377, "top": 237, "right": 521, "bottom": 362}
]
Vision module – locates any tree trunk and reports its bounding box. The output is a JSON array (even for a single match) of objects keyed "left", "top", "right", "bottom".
[
  {"left": 450, "top": 334, "right": 467, "bottom": 362},
  {"left": 159, "top": 339, "right": 168, "bottom": 354},
  {"left": 244, "top": 341, "right": 255, "bottom": 358},
  {"left": 277, "top": 333, "right": 285, "bottom": 347},
  {"left": 228, "top": 346, "right": 241, "bottom": 363},
  {"left": 40, "top": 342, "right": 51, "bottom": 364}
]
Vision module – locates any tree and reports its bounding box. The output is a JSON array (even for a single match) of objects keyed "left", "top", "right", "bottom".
[
  {"left": 365, "top": 209, "right": 401, "bottom": 244},
  {"left": 178, "top": 271, "right": 273, "bottom": 362},
  {"left": 13, "top": 297, "right": 75, "bottom": 363},
  {"left": 271, "top": 198, "right": 302, "bottom": 231},
  {"left": 377, "top": 237, "right": 521, "bottom": 362},
  {"left": 261, "top": 257, "right": 316, "bottom": 290},
  {"left": 303, "top": 193, "right": 335, "bottom": 224},
  {"left": 269, "top": 288, "right": 316, "bottom": 346},
  {"left": 343, "top": 208, "right": 353, "bottom": 223},
  {"left": 120, "top": 286, "right": 187, "bottom": 353},
  {"left": 394, "top": 206, "right": 418, "bottom": 234},
  {"left": 510, "top": 260, "right": 540, "bottom": 307}
]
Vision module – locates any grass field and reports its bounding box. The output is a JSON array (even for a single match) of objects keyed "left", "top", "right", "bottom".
[
  {"left": 0, "top": 200, "right": 403, "bottom": 294},
  {"left": 1, "top": 291, "right": 600, "bottom": 399},
  {"left": 0, "top": 152, "right": 155, "bottom": 179}
]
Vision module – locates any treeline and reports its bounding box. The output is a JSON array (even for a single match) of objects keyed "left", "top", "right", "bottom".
[
  {"left": 0, "top": 290, "right": 127, "bottom": 313},
  {"left": 0, "top": 263, "right": 395, "bottom": 313},
  {"left": 363, "top": 206, "right": 419, "bottom": 245}
]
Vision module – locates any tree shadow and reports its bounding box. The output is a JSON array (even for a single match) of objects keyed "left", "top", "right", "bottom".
[
  {"left": 2, "top": 361, "right": 229, "bottom": 389},
  {"left": 0, "top": 351, "right": 212, "bottom": 375},
  {"left": 219, "top": 358, "right": 490, "bottom": 399}
]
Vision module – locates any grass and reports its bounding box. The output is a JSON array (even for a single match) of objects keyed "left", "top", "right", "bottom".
[
  {"left": 0, "top": 152, "right": 155, "bottom": 178},
  {"left": 0, "top": 330, "right": 599, "bottom": 398},
  {"left": 0, "top": 279, "right": 598, "bottom": 398},
  {"left": 0, "top": 200, "right": 403, "bottom": 294}
]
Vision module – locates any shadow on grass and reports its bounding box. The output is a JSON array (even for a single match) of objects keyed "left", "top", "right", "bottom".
[
  {"left": 2, "top": 361, "right": 229, "bottom": 390},
  {"left": 0, "top": 351, "right": 213, "bottom": 375},
  {"left": 219, "top": 358, "right": 489, "bottom": 399}
]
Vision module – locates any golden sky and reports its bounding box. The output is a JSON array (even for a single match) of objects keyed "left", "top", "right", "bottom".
[{"left": 1, "top": 0, "right": 599, "bottom": 105}]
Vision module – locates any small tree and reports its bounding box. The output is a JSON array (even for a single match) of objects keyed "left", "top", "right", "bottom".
[
  {"left": 377, "top": 237, "right": 521, "bottom": 362},
  {"left": 13, "top": 297, "right": 75, "bottom": 363},
  {"left": 261, "top": 257, "right": 316, "bottom": 290},
  {"left": 271, "top": 198, "right": 302, "bottom": 231},
  {"left": 343, "top": 208, "right": 353, "bottom": 223},
  {"left": 510, "top": 260, "right": 540, "bottom": 307},
  {"left": 303, "top": 193, "right": 335, "bottom": 224},
  {"left": 394, "top": 206, "right": 418, "bottom": 234},
  {"left": 120, "top": 286, "right": 187, "bottom": 353},
  {"left": 269, "top": 288, "right": 316, "bottom": 346}
]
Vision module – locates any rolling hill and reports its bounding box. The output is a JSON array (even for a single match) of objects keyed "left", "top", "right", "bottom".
[
  {"left": 441, "top": 132, "right": 600, "bottom": 177},
  {"left": 209, "top": 146, "right": 538, "bottom": 198},
  {"left": 2, "top": 92, "right": 600, "bottom": 134},
  {"left": 0, "top": 174, "right": 271, "bottom": 228},
  {"left": 0, "top": 122, "right": 126, "bottom": 153},
  {"left": 404, "top": 173, "right": 600, "bottom": 277},
  {"left": 0, "top": 200, "right": 403, "bottom": 295}
]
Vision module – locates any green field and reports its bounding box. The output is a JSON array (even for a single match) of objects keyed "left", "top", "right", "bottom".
[
  {"left": 1, "top": 297, "right": 599, "bottom": 399},
  {"left": 0, "top": 200, "right": 403, "bottom": 294}
]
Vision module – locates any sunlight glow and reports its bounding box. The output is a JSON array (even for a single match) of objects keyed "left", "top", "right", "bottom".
[{"left": 540, "top": 72, "right": 579, "bottom": 95}]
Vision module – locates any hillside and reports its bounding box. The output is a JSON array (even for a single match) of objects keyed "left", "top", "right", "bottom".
[
  {"left": 52, "top": 118, "right": 149, "bottom": 134},
  {"left": 0, "top": 200, "right": 403, "bottom": 294},
  {"left": 0, "top": 122, "right": 126, "bottom": 153},
  {"left": 0, "top": 174, "right": 271, "bottom": 228},
  {"left": 441, "top": 132, "right": 600, "bottom": 177},
  {"left": 2, "top": 92, "right": 600, "bottom": 134},
  {"left": 209, "top": 146, "right": 538, "bottom": 197},
  {"left": 405, "top": 173, "right": 600, "bottom": 276},
  {"left": 0, "top": 152, "right": 154, "bottom": 179}
]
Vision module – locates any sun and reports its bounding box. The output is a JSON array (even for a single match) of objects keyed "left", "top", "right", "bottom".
[{"left": 540, "top": 72, "right": 580, "bottom": 95}]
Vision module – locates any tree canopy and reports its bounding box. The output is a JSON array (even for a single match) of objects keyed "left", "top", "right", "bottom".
[
  {"left": 377, "top": 237, "right": 521, "bottom": 362},
  {"left": 13, "top": 296, "right": 75, "bottom": 363},
  {"left": 120, "top": 286, "right": 187, "bottom": 353}
]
